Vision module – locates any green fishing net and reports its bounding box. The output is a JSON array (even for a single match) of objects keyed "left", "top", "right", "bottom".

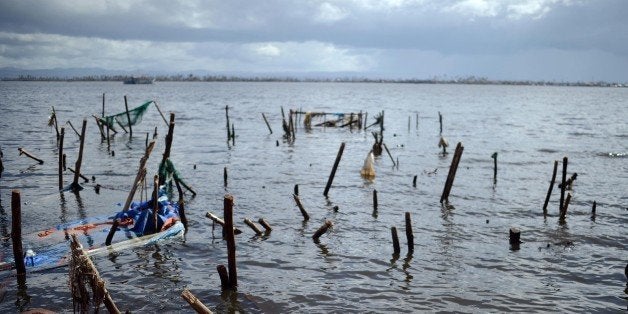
[{"left": 100, "top": 100, "right": 153, "bottom": 131}]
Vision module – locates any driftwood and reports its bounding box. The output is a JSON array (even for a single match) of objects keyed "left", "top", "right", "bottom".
[{"left": 18, "top": 147, "right": 44, "bottom": 164}]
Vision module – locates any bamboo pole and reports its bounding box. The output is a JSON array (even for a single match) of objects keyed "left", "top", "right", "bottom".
[
  {"left": 224, "top": 194, "right": 237, "bottom": 289},
  {"left": 438, "top": 111, "right": 443, "bottom": 134},
  {"left": 181, "top": 289, "right": 213, "bottom": 314},
  {"left": 11, "top": 190, "right": 26, "bottom": 275},
  {"left": 440, "top": 142, "right": 464, "bottom": 203},
  {"left": 244, "top": 218, "right": 263, "bottom": 236},
  {"left": 68, "top": 167, "right": 89, "bottom": 183},
  {"left": 71, "top": 119, "right": 87, "bottom": 190},
  {"left": 152, "top": 175, "right": 159, "bottom": 232},
  {"left": 262, "top": 113, "right": 273, "bottom": 134},
  {"left": 124, "top": 95, "right": 133, "bottom": 137},
  {"left": 58, "top": 128, "right": 65, "bottom": 190},
  {"left": 542, "top": 160, "right": 559, "bottom": 216},
  {"left": 323, "top": 142, "right": 346, "bottom": 197},
  {"left": 70, "top": 234, "right": 121, "bottom": 313},
  {"left": 123, "top": 141, "right": 156, "bottom": 211},
  {"left": 18, "top": 147, "right": 44, "bottom": 164},
  {"left": 67, "top": 120, "right": 80, "bottom": 138},
  {"left": 293, "top": 194, "right": 310, "bottom": 221},
  {"left": 152, "top": 101, "right": 169, "bottom": 127},
  {"left": 205, "top": 212, "right": 242, "bottom": 235},
  {"left": 223, "top": 167, "right": 228, "bottom": 187},
  {"left": 312, "top": 220, "right": 333, "bottom": 241}
]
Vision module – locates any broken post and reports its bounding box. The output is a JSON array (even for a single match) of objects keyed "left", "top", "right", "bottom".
[
  {"left": 217, "top": 264, "right": 230, "bottom": 290},
  {"left": 58, "top": 128, "right": 65, "bottom": 190},
  {"left": 560, "top": 193, "right": 572, "bottom": 222},
  {"left": 373, "top": 189, "right": 378, "bottom": 213},
  {"left": 560, "top": 156, "right": 568, "bottom": 213},
  {"left": 491, "top": 152, "right": 498, "bottom": 184},
  {"left": 258, "top": 218, "right": 272, "bottom": 232},
  {"left": 294, "top": 184, "right": 299, "bottom": 196},
  {"left": 68, "top": 167, "right": 89, "bottom": 183},
  {"left": 391, "top": 226, "right": 400, "bottom": 256},
  {"left": 509, "top": 227, "right": 521, "bottom": 250},
  {"left": 312, "top": 220, "right": 333, "bottom": 241},
  {"left": 71, "top": 119, "right": 87, "bottom": 191},
  {"left": 591, "top": 201, "right": 597, "bottom": 219},
  {"left": 18, "top": 147, "right": 44, "bottom": 164},
  {"left": 244, "top": 218, "right": 263, "bottom": 236},
  {"left": 261, "top": 113, "right": 273, "bottom": 134},
  {"left": 412, "top": 175, "right": 417, "bottom": 187},
  {"left": 223, "top": 167, "right": 228, "bottom": 187},
  {"left": 439, "top": 111, "right": 443, "bottom": 134},
  {"left": 105, "top": 219, "right": 120, "bottom": 246},
  {"left": 405, "top": 212, "right": 414, "bottom": 254},
  {"left": 440, "top": 142, "right": 464, "bottom": 203},
  {"left": 542, "top": 160, "right": 559, "bottom": 217},
  {"left": 181, "top": 289, "right": 213, "bottom": 314},
  {"left": 11, "top": 190, "right": 26, "bottom": 276},
  {"left": 124, "top": 95, "right": 133, "bottom": 137},
  {"left": 224, "top": 194, "right": 237, "bottom": 289},
  {"left": 323, "top": 142, "right": 346, "bottom": 197},
  {"left": 293, "top": 194, "right": 310, "bottom": 221}
]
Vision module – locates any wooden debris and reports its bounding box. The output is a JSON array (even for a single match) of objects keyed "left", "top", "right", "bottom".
[
  {"left": 258, "top": 218, "right": 272, "bottom": 232},
  {"left": 244, "top": 218, "right": 263, "bottom": 236},
  {"left": 224, "top": 194, "right": 237, "bottom": 289},
  {"left": 261, "top": 113, "right": 273, "bottom": 134},
  {"left": 205, "top": 212, "right": 243, "bottom": 235},
  {"left": 312, "top": 220, "right": 333, "bottom": 241},
  {"left": 11, "top": 190, "right": 26, "bottom": 276},
  {"left": 181, "top": 289, "right": 213, "bottom": 314},
  {"left": 440, "top": 142, "right": 464, "bottom": 203},
  {"left": 323, "top": 142, "right": 346, "bottom": 197},
  {"left": 293, "top": 194, "right": 310, "bottom": 221},
  {"left": 18, "top": 147, "right": 44, "bottom": 164}
]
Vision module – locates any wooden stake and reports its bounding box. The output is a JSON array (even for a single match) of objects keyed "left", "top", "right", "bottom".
[
  {"left": 312, "top": 220, "right": 333, "bottom": 241},
  {"left": 262, "top": 113, "right": 273, "bottom": 134},
  {"left": 509, "top": 227, "right": 521, "bottom": 250},
  {"left": 205, "top": 212, "right": 242, "bottom": 235},
  {"left": 181, "top": 289, "right": 213, "bottom": 314},
  {"left": 491, "top": 152, "right": 498, "bottom": 184},
  {"left": 71, "top": 119, "right": 87, "bottom": 190},
  {"left": 440, "top": 142, "right": 464, "bottom": 203},
  {"left": 294, "top": 184, "right": 299, "bottom": 196},
  {"left": 159, "top": 113, "right": 175, "bottom": 186},
  {"left": 124, "top": 95, "right": 133, "bottom": 137},
  {"left": 323, "top": 142, "right": 346, "bottom": 197},
  {"left": 18, "top": 147, "right": 44, "bottom": 164},
  {"left": 244, "top": 218, "right": 263, "bottom": 236},
  {"left": 223, "top": 167, "right": 228, "bottom": 187},
  {"left": 102, "top": 93, "right": 105, "bottom": 117},
  {"left": 438, "top": 111, "right": 443, "bottom": 134},
  {"left": 152, "top": 175, "right": 159, "bottom": 232},
  {"left": 92, "top": 115, "right": 105, "bottom": 140},
  {"left": 412, "top": 175, "right": 417, "bottom": 187},
  {"left": 258, "top": 218, "right": 272, "bottom": 232},
  {"left": 591, "top": 201, "right": 597, "bottom": 219},
  {"left": 383, "top": 143, "right": 396, "bottom": 166},
  {"left": 51, "top": 106, "right": 60, "bottom": 140},
  {"left": 560, "top": 193, "right": 572, "bottom": 222},
  {"left": 153, "top": 101, "right": 169, "bottom": 127},
  {"left": 224, "top": 194, "right": 237, "bottom": 289},
  {"left": 216, "top": 265, "right": 230, "bottom": 291},
  {"left": 542, "top": 160, "right": 558, "bottom": 216},
  {"left": 68, "top": 167, "right": 89, "bottom": 183},
  {"left": 293, "top": 194, "right": 310, "bottom": 221},
  {"left": 11, "top": 190, "right": 26, "bottom": 275},
  {"left": 391, "top": 226, "right": 400, "bottom": 256},
  {"left": 174, "top": 179, "right": 188, "bottom": 232},
  {"left": 58, "top": 128, "right": 64, "bottom": 190},
  {"left": 373, "top": 189, "right": 378, "bottom": 213},
  {"left": 405, "top": 212, "right": 414, "bottom": 254},
  {"left": 67, "top": 120, "right": 80, "bottom": 138},
  {"left": 225, "top": 105, "right": 231, "bottom": 140},
  {"left": 105, "top": 219, "right": 120, "bottom": 246},
  {"left": 123, "top": 141, "right": 156, "bottom": 211},
  {"left": 560, "top": 156, "right": 568, "bottom": 213}
]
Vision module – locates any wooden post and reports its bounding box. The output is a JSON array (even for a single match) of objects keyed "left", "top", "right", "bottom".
[
  {"left": 92, "top": 115, "right": 105, "bottom": 140},
  {"left": 294, "top": 184, "right": 299, "bottom": 196},
  {"left": 231, "top": 123, "right": 235, "bottom": 145},
  {"left": 440, "top": 142, "right": 464, "bottom": 203},
  {"left": 323, "top": 142, "right": 346, "bottom": 197},
  {"left": 405, "top": 212, "right": 414, "bottom": 254},
  {"left": 383, "top": 143, "right": 396, "bottom": 166},
  {"left": 438, "top": 111, "right": 443, "bottom": 134},
  {"left": 124, "top": 95, "right": 133, "bottom": 137},
  {"left": 205, "top": 212, "right": 242, "bottom": 235},
  {"left": 102, "top": 93, "right": 105, "bottom": 117},
  {"left": 415, "top": 112, "right": 419, "bottom": 130},
  {"left": 0, "top": 147, "right": 4, "bottom": 178},
  {"left": 258, "top": 218, "right": 272, "bottom": 232},
  {"left": 105, "top": 219, "right": 120, "bottom": 246},
  {"left": 174, "top": 179, "right": 188, "bottom": 231},
  {"left": 244, "top": 218, "right": 263, "bottom": 236},
  {"left": 71, "top": 119, "right": 87, "bottom": 190},
  {"left": 412, "top": 175, "right": 417, "bottom": 187},
  {"left": 216, "top": 265, "right": 230, "bottom": 290},
  {"left": 391, "top": 226, "right": 400, "bottom": 256},
  {"left": 152, "top": 175, "right": 159, "bottom": 232},
  {"left": 122, "top": 141, "right": 155, "bottom": 211},
  {"left": 153, "top": 101, "right": 169, "bottom": 127},
  {"left": 373, "top": 189, "right": 378, "bottom": 213},
  {"left": 293, "top": 194, "right": 310, "bottom": 221},
  {"left": 223, "top": 167, "right": 228, "bottom": 187},
  {"left": 591, "top": 201, "right": 597, "bottom": 219},
  {"left": 51, "top": 106, "right": 60, "bottom": 140},
  {"left": 11, "top": 190, "right": 26, "bottom": 275},
  {"left": 63, "top": 154, "right": 67, "bottom": 170},
  {"left": 58, "top": 128, "right": 65, "bottom": 190},
  {"left": 560, "top": 156, "right": 568, "bottom": 213},
  {"left": 224, "top": 194, "right": 237, "bottom": 289},
  {"left": 509, "top": 227, "right": 521, "bottom": 250},
  {"left": 262, "top": 113, "right": 273, "bottom": 134},
  {"left": 67, "top": 120, "right": 80, "bottom": 138},
  {"left": 68, "top": 167, "right": 89, "bottom": 183},
  {"left": 225, "top": 105, "right": 231, "bottom": 140},
  {"left": 106, "top": 121, "right": 111, "bottom": 149},
  {"left": 181, "top": 289, "right": 213, "bottom": 314},
  {"left": 560, "top": 193, "right": 571, "bottom": 222},
  {"left": 159, "top": 113, "right": 175, "bottom": 186},
  {"left": 18, "top": 147, "right": 44, "bottom": 164},
  {"left": 491, "top": 152, "right": 498, "bottom": 184},
  {"left": 542, "top": 160, "right": 558, "bottom": 216},
  {"left": 312, "top": 220, "right": 333, "bottom": 241}
]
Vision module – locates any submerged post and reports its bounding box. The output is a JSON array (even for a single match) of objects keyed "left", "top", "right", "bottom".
[
  {"left": 559, "top": 156, "right": 568, "bottom": 213},
  {"left": 391, "top": 226, "right": 400, "bottom": 256},
  {"left": 71, "top": 119, "right": 87, "bottom": 190},
  {"left": 124, "top": 95, "right": 133, "bottom": 137},
  {"left": 323, "top": 142, "right": 346, "bottom": 197},
  {"left": 293, "top": 194, "right": 310, "bottom": 221},
  {"left": 405, "top": 212, "right": 414, "bottom": 254},
  {"left": 509, "top": 227, "right": 521, "bottom": 250},
  {"left": 11, "top": 190, "right": 26, "bottom": 276},
  {"left": 224, "top": 194, "right": 237, "bottom": 289},
  {"left": 373, "top": 189, "right": 378, "bottom": 213},
  {"left": 542, "top": 160, "right": 559, "bottom": 216},
  {"left": 312, "top": 220, "right": 333, "bottom": 241},
  {"left": 491, "top": 152, "right": 498, "bottom": 184}
]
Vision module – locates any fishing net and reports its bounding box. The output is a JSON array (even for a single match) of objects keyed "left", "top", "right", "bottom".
[
  {"left": 99, "top": 100, "right": 153, "bottom": 132},
  {"left": 159, "top": 159, "right": 194, "bottom": 194}
]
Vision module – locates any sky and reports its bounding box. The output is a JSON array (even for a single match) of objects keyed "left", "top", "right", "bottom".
[{"left": 0, "top": 0, "right": 627, "bottom": 82}]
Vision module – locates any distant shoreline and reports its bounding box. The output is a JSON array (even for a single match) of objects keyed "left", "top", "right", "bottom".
[{"left": 1, "top": 75, "right": 625, "bottom": 88}]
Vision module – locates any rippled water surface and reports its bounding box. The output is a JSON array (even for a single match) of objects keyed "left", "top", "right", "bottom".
[{"left": 0, "top": 81, "right": 626, "bottom": 312}]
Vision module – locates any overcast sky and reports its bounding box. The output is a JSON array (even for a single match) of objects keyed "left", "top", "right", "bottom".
[{"left": 1, "top": 0, "right": 626, "bottom": 81}]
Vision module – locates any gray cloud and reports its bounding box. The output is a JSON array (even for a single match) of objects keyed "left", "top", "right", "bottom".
[{"left": 0, "top": 0, "right": 626, "bottom": 81}]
